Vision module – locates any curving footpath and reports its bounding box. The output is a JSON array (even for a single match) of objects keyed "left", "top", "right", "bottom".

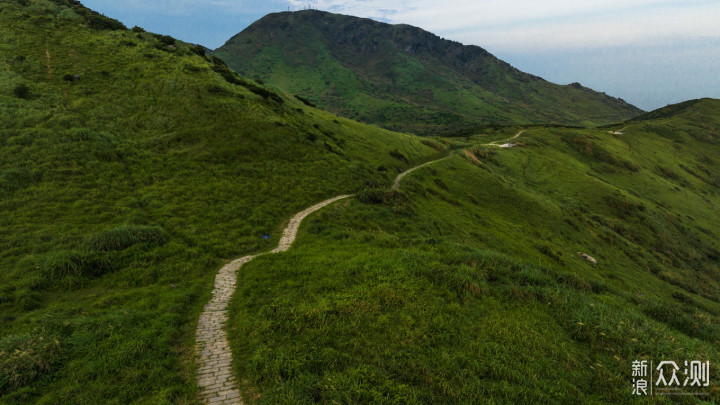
[
  {"left": 195, "top": 155, "right": 453, "bottom": 404},
  {"left": 483, "top": 130, "right": 525, "bottom": 148},
  {"left": 392, "top": 155, "right": 452, "bottom": 190}
]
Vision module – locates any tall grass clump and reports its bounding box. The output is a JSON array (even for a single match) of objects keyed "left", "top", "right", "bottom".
[
  {"left": 357, "top": 188, "right": 410, "bottom": 212},
  {"left": 40, "top": 250, "right": 111, "bottom": 282},
  {"left": 0, "top": 333, "right": 62, "bottom": 395},
  {"left": 86, "top": 225, "right": 168, "bottom": 252}
]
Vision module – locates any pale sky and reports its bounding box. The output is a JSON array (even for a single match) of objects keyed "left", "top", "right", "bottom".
[{"left": 82, "top": 0, "right": 720, "bottom": 111}]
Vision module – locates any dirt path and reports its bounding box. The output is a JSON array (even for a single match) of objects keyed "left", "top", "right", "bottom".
[
  {"left": 483, "top": 130, "right": 525, "bottom": 148},
  {"left": 393, "top": 155, "right": 452, "bottom": 190},
  {"left": 195, "top": 155, "right": 451, "bottom": 404},
  {"left": 609, "top": 126, "right": 628, "bottom": 135}
]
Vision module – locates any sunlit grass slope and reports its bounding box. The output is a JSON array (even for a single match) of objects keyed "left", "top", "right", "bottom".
[
  {"left": 0, "top": 0, "right": 440, "bottom": 402},
  {"left": 228, "top": 99, "right": 720, "bottom": 403}
]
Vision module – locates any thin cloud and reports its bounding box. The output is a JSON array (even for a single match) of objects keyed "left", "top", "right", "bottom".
[{"left": 286, "top": 0, "right": 720, "bottom": 50}]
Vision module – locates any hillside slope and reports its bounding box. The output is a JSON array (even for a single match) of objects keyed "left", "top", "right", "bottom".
[
  {"left": 0, "top": 1, "right": 439, "bottom": 402},
  {"left": 215, "top": 10, "right": 643, "bottom": 135},
  {"left": 3, "top": 1, "right": 719, "bottom": 403},
  {"left": 227, "top": 99, "right": 720, "bottom": 403}
]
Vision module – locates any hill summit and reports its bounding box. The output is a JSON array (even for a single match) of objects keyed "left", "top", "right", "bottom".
[{"left": 215, "top": 10, "right": 642, "bottom": 135}]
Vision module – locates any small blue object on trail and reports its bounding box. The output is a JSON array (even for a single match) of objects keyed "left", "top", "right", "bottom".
[{"left": 262, "top": 235, "right": 270, "bottom": 239}]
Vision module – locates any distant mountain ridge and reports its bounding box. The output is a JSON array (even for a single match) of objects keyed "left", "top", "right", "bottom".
[{"left": 215, "top": 10, "right": 643, "bottom": 135}]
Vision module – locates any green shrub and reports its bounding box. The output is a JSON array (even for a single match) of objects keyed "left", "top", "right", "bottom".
[
  {"left": 593, "top": 147, "right": 617, "bottom": 164},
  {"left": 158, "top": 35, "right": 175, "bottom": 46},
  {"left": 207, "top": 84, "right": 230, "bottom": 95},
  {"left": 294, "top": 94, "right": 316, "bottom": 108},
  {"left": 357, "top": 189, "right": 410, "bottom": 212},
  {"left": 535, "top": 244, "right": 564, "bottom": 263},
  {"left": 389, "top": 149, "right": 408, "bottom": 163},
  {"left": 212, "top": 63, "right": 246, "bottom": 86},
  {"left": 84, "top": 12, "right": 126, "bottom": 31},
  {"left": 191, "top": 45, "right": 206, "bottom": 57},
  {"left": 13, "top": 83, "right": 30, "bottom": 99},
  {"left": 622, "top": 160, "right": 641, "bottom": 172},
  {"left": 57, "top": 8, "right": 81, "bottom": 21},
  {"left": 657, "top": 166, "right": 679, "bottom": 180},
  {"left": 208, "top": 58, "right": 284, "bottom": 103},
  {"left": 86, "top": 225, "right": 168, "bottom": 252},
  {"left": 357, "top": 188, "right": 386, "bottom": 204},
  {"left": 245, "top": 82, "right": 283, "bottom": 103},
  {"left": 434, "top": 178, "right": 448, "bottom": 190},
  {"left": 63, "top": 73, "right": 80, "bottom": 82},
  {"left": 0, "top": 333, "right": 62, "bottom": 395},
  {"left": 131, "top": 25, "right": 144, "bottom": 33},
  {"left": 421, "top": 139, "right": 444, "bottom": 151}
]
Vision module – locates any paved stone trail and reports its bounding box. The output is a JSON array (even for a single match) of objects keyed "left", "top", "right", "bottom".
[
  {"left": 392, "top": 155, "right": 452, "bottom": 190},
  {"left": 195, "top": 155, "right": 454, "bottom": 404},
  {"left": 195, "top": 195, "right": 351, "bottom": 404},
  {"left": 196, "top": 255, "right": 255, "bottom": 404}
]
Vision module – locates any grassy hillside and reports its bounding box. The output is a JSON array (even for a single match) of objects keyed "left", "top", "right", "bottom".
[
  {"left": 2, "top": 0, "right": 719, "bottom": 403},
  {"left": 214, "top": 10, "right": 643, "bottom": 136},
  {"left": 227, "top": 100, "right": 720, "bottom": 403},
  {"left": 0, "top": 0, "right": 440, "bottom": 402}
]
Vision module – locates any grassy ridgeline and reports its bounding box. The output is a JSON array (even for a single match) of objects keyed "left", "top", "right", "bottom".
[
  {"left": 0, "top": 0, "right": 439, "bottom": 402},
  {"left": 228, "top": 103, "right": 720, "bottom": 403}
]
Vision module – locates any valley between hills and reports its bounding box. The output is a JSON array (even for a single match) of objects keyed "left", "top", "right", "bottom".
[{"left": 1, "top": 1, "right": 719, "bottom": 404}]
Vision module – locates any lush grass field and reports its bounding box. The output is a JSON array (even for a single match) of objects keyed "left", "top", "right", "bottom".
[
  {"left": 227, "top": 101, "right": 720, "bottom": 403},
  {"left": 0, "top": 1, "right": 439, "bottom": 402},
  {"left": 2, "top": 1, "right": 719, "bottom": 404}
]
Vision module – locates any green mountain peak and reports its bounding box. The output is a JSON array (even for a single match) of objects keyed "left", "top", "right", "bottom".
[{"left": 215, "top": 10, "right": 643, "bottom": 135}]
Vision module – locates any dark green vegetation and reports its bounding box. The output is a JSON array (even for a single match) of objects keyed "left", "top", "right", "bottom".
[
  {"left": 0, "top": 0, "right": 439, "bottom": 402},
  {"left": 214, "top": 10, "right": 642, "bottom": 136},
  {"left": 228, "top": 99, "right": 720, "bottom": 403}
]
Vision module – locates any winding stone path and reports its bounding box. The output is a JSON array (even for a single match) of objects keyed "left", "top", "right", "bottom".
[
  {"left": 195, "top": 195, "right": 351, "bottom": 404},
  {"left": 195, "top": 154, "right": 454, "bottom": 404},
  {"left": 271, "top": 195, "right": 353, "bottom": 253},
  {"left": 195, "top": 255, "right": 255, "bottom": 404},
  {"left": 392, "top": 155, "right": 452, "bottom": 190}
]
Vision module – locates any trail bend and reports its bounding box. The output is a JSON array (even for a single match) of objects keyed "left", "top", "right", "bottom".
[
  {"left": 195, "top": 154, "right": 453, "bottom": 404},
  {"left": 483, "top": 130, "right": 526, "bottom": 147}
]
